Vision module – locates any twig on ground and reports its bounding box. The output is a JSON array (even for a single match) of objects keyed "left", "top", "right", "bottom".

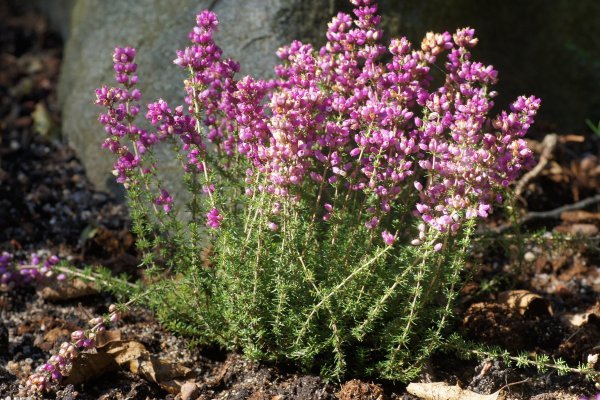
[
  {"left": 491, "top": 194, "right": 600, "bottom": 234},
  {"left": 515, "top": 133, "right": 558, "bottom": 198},
  {"left": 55, "top": 265, "right": 137, "bottom": 288}
]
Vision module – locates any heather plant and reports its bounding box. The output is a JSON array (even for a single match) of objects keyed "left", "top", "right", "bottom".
[
  {"left": 0, "top": 251, "right": 63, "bottom": 289},
  {"left": 0, "top": 251, "right": 123, "bottom": 394},
  {"left": 25, "top": 305, "right": 122, "bottom": 393},
  {"left": 93, "top": 0, "right": 540, "bottom": 381}
]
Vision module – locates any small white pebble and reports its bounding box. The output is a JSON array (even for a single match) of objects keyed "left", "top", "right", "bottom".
[
  {"left": 180, "top": 381, "right": 200, "bottom": 400},
  {"left": 523, "top": 251, "right": 536, "bottom": 262}
]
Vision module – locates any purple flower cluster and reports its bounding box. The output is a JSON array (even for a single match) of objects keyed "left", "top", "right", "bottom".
[
  {"left": 172, "top": 10, "right": 240, "bottom": 165},
  {"left": 97, "top": 0, "right": 539, "bottom": 241},
  {"left": 96, "top": 47, "right": 173, "bottom": 212},
  {"left": 229, "top": 0, "right": 538, "bottom": 239},
  {"left": 0, "top": 251, "right": 14, "bottom": 284},
  {"left": 96, "top": 47, "right": 144, "bottom": 183},
  {"left": 26, "top": 305, "right": 121, "bottom": 393},
  {"left": 0, "top": 252, "right": 62, "bottom": 288},
  {"left": 154, "top": 188, "right": 174, "bottom": 213},
  {"left": 580, "top": 395, "right": 600, "bottom": 400},
  {"left": 206, "top": 207, "right": 223, "bottom": 229}
]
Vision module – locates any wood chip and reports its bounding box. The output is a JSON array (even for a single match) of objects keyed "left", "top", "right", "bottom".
[
  {"left": 553, "top": 223, "right": 599, "bottom": 237},
  {"left": 406, "top": 382, "right": 503, "bottom": 400},
  {"left": 560, "top": 210, "right": 600, "bottom": 223},
  {"left": 338, "top": 379, "right": 385, "bottom": 400}
]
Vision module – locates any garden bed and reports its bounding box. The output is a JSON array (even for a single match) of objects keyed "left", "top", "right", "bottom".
[{"left": 1, "top": 5, "right": 598, "bottom": 400}]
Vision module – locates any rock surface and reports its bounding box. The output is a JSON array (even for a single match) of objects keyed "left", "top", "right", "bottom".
[{"left": 57, "top": 0, "right": 335, "bottom": 197}]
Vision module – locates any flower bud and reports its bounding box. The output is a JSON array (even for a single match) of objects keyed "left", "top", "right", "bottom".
[
  {"left": 110, "top": 312, "right": 120, "bottom": 323},
  {"left": 71, "top": 330, "right": 85, "bottom": 341}
]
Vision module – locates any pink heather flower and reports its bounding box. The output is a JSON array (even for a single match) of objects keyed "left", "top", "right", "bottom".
[
  {"left": 579, "top": 395, "right": 600, "bottom": 400},
  {"left": 477, "top": 203, "right": 490, "bottom": 218},
  {"left": 109, "top": 312, "right": 120, "bottom": 323},
  {"left": 381, "top": 230, "right": 396, "bottom": 246},
  {"left": 434, "top": 243, "right": 443, "bottom": 252},
  {"left": 27, "top": 306, "right": 121, "bottom": 394},
  {"left": 268, "top": 222, "right": 278, "bottom": 231},
  {"left": 1, "top": 253, "right": 62, "bottom": 288},
  {"left": 154, "top": 189, "right": 173, "bottom": 213},
  {"left": 272, "top": 202, "right": 281, "bottom": 215},
  {"left": 206, "top": 207, "right": 223, "bottom": 229},
  {"left": 112, "top": 46, "right": 138, "bottom": 87},
  {"left": 365, "top": 217, "right": 379, "bottom": 230},
  {"left": 47, "top": 255, "right": 59, "bottom": 265},
  {"left": 453, "top": 27, "right": 478, "bottom": 48},
  {"left": 97, "top": 0, "right": 539, "bottom": 249}
]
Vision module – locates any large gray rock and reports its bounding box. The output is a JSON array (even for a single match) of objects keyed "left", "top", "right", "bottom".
[{"left": 57, "top": 0, "right": 335, "bottom": 198}]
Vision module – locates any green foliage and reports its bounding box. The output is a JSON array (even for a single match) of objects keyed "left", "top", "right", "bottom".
[
  {"left": 119, "top": 178, "right": 476, "bottom": 381},
  {"left": 444, "top": 333, "right": 600, "bottom": 382},
  {"left": 78, "top": 123, "right": 482, "bottom": 381},
  {"left": 586, "top": 119, "right": 600, "bottom": 138}
]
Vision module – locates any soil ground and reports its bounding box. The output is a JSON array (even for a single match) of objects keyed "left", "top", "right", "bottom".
[{"left": 1, "top": 6, "right": 598, "bottom": 400}]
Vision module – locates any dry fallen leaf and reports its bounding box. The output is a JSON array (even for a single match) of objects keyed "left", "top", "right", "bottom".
[
  {"left": 497, "top": 290, "right": 553, "bottom": 318},
  {"left": 562, "top": 312, "right": 600, "bottom": 327},
  {"left": 33, "top": 327, "right": 71, "bottom": 352},
  {"left": 103, "top": 340, "right": 194, "bottom": 394},
  {"left": 180, "top": 380, "right": 202, "bottom": 400},
  {"left": 62, "top": 337, "right": 192, "bottom": 392},
  {"left": 561, "top": 300, "right": 600, "bottom": 328},
  {"left": 63, "top": 352, "right": 117, "bottom": 386},
  {"left": 96, "top": 329, "right": 122, "bottom": 347},
  {"left": 37, "top": 278, "right": 97, "bottom": 300},
  {"left": 560, "top": 134, "right": 585, "bottom": 143},
  {"left": 31, "top": 102, "right": 57, "bottom": 138},
  {"left": 406, "top": 382, "right": 504, "bottom": 400}
]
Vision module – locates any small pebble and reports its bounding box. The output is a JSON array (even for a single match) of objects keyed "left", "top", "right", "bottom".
[
  {"left": 180, "top": 381, "right": 200, "bottom": 400},
  {"left": 524, "top": 251, "right": 536, "bottom": 262}
]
